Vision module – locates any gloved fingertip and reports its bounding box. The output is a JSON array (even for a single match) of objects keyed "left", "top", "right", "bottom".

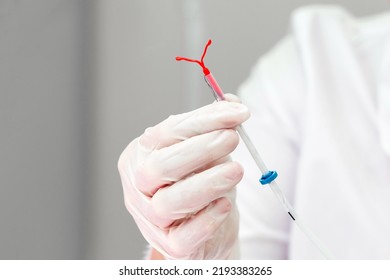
[
  {"left": 227, "top": 102, "right": 251, "bottom": 121},
  {"left": 214, "top": 197, "right": 232, "bottom": 214},
  {"left": 224, "top": 161, "right": 244, "bottom": 181},
  {"left": 224, "top": 93, "right": 241, "bottom": 103}
]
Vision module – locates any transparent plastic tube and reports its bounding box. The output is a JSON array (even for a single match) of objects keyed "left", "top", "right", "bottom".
[{"left": 205, "top": 73, "right": 333, "bottom": 259}]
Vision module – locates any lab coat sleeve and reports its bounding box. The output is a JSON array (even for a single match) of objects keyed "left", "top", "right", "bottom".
[{"left": 233, "top": 34, "right": 306, "bottom": 259}]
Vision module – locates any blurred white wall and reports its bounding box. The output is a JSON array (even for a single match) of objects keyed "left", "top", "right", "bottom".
[{"left": 0, "top": 0, "right": 388, "bottom": 259}]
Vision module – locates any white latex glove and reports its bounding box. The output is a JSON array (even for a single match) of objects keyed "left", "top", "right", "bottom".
[{"left": 118, "top": 95, "right": 250, "bottom": 259}]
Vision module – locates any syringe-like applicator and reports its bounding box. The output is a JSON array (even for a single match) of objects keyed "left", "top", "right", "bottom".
[{"left": 176, "top": 40, "right": 333, "bottom": 259}]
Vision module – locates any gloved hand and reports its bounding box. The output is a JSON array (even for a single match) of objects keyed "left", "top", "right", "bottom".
[{"left": 118, "top": 94, "right": 250, "bottom": 259}]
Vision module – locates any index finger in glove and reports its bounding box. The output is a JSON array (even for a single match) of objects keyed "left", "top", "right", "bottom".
[{"left": 139, "top": 100, "right": 249, "bottom": 151}]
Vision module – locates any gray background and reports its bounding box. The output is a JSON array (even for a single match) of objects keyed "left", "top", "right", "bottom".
[{"left": 0, "top": 0, "right": 388, "bottom": 259}]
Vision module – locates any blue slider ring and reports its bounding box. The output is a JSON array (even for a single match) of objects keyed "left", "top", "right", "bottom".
[{"left": 259, "top": 170, "right": 278, "bottom": 185}]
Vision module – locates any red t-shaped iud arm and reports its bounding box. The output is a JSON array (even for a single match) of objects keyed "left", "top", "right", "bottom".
[
  {"left": 176, "top": 39, "right": 225, "bottom": 101},
  {"left": 176, "top": 39, "right": 211, "bottom": 75}
]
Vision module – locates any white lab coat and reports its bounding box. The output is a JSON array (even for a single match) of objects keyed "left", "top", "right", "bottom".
[{"left": 234, "top": 5, "right": 390, "bottom": 259}]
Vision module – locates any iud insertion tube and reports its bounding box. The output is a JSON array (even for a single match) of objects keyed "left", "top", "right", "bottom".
[{"left": 176, "top": 40, "right": 333, "bottom": 259}]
